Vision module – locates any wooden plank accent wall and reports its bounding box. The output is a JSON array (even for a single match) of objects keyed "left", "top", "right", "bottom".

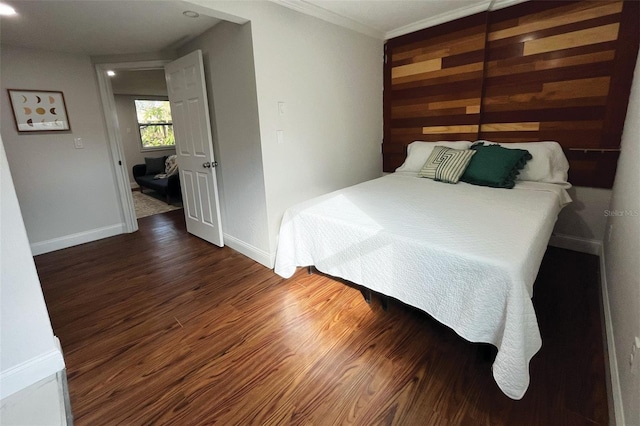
[
  {"left": 384, "top": 13, "right": 489, "bottom": 171},
  {"left": 481, "top": 0, "right": 638, "bottom": 188},
  {"left": 383, "top": 0, "right": 639, "bottom": 188}
]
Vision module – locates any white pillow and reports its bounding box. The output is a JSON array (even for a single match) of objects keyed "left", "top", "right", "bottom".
[
  {"left": 395, "top": 141, "right": 472, "bottom": 176},
  {"left": 476, "top": 140, "right": 570, "bottom": 188}
]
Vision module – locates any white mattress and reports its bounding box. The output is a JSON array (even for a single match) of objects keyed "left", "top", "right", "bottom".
[{"left": 274, "top": 174, "right": 570, "bottom": 399}]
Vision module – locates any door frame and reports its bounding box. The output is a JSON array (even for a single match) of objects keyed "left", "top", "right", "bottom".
[{"left": 95, "top": 60, "right": 171, "bottom": 233}]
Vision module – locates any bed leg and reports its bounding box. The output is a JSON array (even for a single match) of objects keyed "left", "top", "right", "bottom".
[
  {"left": 307, "top": 266, "right": 314, "bottom": 275},
  {"left": 361, "top": 287, "right": 372, "bottom": 304},
  {"left": 380, "top": 295, "right": 389, "bottom": 311}
]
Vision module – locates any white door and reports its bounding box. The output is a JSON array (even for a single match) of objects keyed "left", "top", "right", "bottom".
[{"left": 165, "top": 50, "right": 223, "bottom": 246}]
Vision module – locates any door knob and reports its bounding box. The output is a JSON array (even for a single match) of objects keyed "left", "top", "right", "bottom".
[{"left": 203, "top": 162, "right": 211, "bottom": 168}]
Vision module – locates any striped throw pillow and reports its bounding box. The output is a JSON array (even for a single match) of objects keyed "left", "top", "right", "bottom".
[{"left": 418, "top": 146, "right": 476, "bottom": 184}]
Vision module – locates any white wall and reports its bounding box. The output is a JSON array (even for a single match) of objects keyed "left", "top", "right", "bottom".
[
  {"left": 603, "top": 50, "right": 640, "bottom": 426},
  {"left": 251, "top": 3, "right": 384, "bottom": 257},
  {"left": 187, "top": 1, "right": 384, "bottom": 261},
  {"left": 0, "top": 45, "right": 124, "bottom": 254},
  {"left": 554, "top": 186, "right": 612, "bottom": 243},
  {"left": 178, "top": 21, "right": 271, "bottom": 262},
  {"left": 114, "top": 95, "right": 176, "bottom": 185},
  {"left": 0, "top": 136, "right": 65, "bottom": 400},
  {"left": 111, "top": 69, "right": 168, "bottom": 97},
  {"left": 0, "top": 373, "right": 67, "bottom": 425}
]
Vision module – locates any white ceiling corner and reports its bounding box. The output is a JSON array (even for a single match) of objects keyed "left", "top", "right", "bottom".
[{"left": 273, "top": 0, "right": 384, "bottom": 39}]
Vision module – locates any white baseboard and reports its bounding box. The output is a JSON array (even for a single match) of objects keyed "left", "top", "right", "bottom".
[
  {"left": 599, "top": 248, "right": 625, "bottom": 426},
  {"left": 0, "top": 346, "right": 65, "bottom": 400},
  {"left": 223, "top": 233, "right": 274, "bottom": 268},
  {"left": 548, "top": 233, "right": 602, "bottom": 255},
  {"left": 130, "top": 181, "right": 139, "bottom": 189},
  {"left": 30, "top": 223, "right": 125, "bottom": 256}
]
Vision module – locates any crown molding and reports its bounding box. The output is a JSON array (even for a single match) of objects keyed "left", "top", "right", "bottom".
[
  {"left": 384, "top": 1, "right": 491, "bottom": 40},
  {"left": 272, "top": 0, "right": 530, "bottom": 42},
  {"left": 272, "top": 0, "right": 384, "bottom": 39},
  {"left": 385, "top": 0, "right": 530, "bottom": 40}
]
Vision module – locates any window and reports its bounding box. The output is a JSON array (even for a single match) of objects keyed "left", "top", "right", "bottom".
[{"left": 134, "top": 100, "right": 175, "bottom": 151}]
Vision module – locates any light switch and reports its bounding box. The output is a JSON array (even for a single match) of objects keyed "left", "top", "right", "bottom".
[
  {"left": 276, "top": 130, "right": 285, "bottom": 144},
  {"left": 278, "top": 102, "right": 285, "bottom": 116},
  {"left": 74, "top": 137, "right": 84, "bottom": 149}
]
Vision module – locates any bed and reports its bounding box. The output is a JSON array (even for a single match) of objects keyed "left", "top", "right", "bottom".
[{"left": 274, "top": 141, "right": 572, "bottom": 400}]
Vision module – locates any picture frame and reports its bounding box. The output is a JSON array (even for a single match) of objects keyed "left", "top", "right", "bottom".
[{"left": 7, "top": 89, "right": 71, "bottom": 132}]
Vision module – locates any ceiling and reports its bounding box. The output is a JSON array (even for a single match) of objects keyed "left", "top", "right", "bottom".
[
  {"left": 0, "top": 1, "right": 221, "bottom": 56},
  {"left": 0, "top": 0, "right": 527, "bottom": 56}
]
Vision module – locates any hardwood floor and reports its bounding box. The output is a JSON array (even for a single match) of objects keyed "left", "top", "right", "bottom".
[{"left": 35, "top": 210, "right": 608, "bottom": 425}]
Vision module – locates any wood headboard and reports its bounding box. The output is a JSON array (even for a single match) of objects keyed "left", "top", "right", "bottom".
[{"left": 383, "top": 0, "right": 639, "bottom": 188}]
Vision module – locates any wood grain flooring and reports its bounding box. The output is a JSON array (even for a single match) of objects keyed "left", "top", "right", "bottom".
[{"left": 35, "top": 210, "right": 608, "bottom": 425}]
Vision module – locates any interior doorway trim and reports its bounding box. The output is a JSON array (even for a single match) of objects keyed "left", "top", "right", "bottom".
[{"left": 95, "top": 60, "right": 171, "bottom": 233}]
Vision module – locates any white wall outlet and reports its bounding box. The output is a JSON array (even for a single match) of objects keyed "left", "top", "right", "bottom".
[
  {"left": 276, "top": 130, "right": 285, "bottom": 145},
  {"left": 73, "top": 137, "right": 84, "bottom": 149}
]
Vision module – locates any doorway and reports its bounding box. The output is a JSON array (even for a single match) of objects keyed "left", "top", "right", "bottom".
[
  {"left": 108, "top": 69, "right": 183, "bottom": 219},
  {"left": 96, "top": 52, "right": 224, "bottom": 246},
  {"left": 96, "top": 60, "right": 175, "bottom": 232}
]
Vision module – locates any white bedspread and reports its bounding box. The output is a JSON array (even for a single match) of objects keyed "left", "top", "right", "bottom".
[{"left": 274, "top": 174, "right": 570, "bottom": 399}]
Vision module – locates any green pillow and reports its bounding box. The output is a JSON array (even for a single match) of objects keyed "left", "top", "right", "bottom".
[
  {"left": 418, "top": 146, "right": 476, "bottom": 184},
  {"left": 461, "top": 143, "right": 532, "bottom": 189}
]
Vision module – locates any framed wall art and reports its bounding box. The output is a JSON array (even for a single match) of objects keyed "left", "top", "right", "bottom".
[{"left": 7, "top": 89, "right": 71, "bottom": 132}]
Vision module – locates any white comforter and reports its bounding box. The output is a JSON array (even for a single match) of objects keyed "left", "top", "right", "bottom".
[{"left": 274, "top": 174, "right": 570, "bottom": 399}]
